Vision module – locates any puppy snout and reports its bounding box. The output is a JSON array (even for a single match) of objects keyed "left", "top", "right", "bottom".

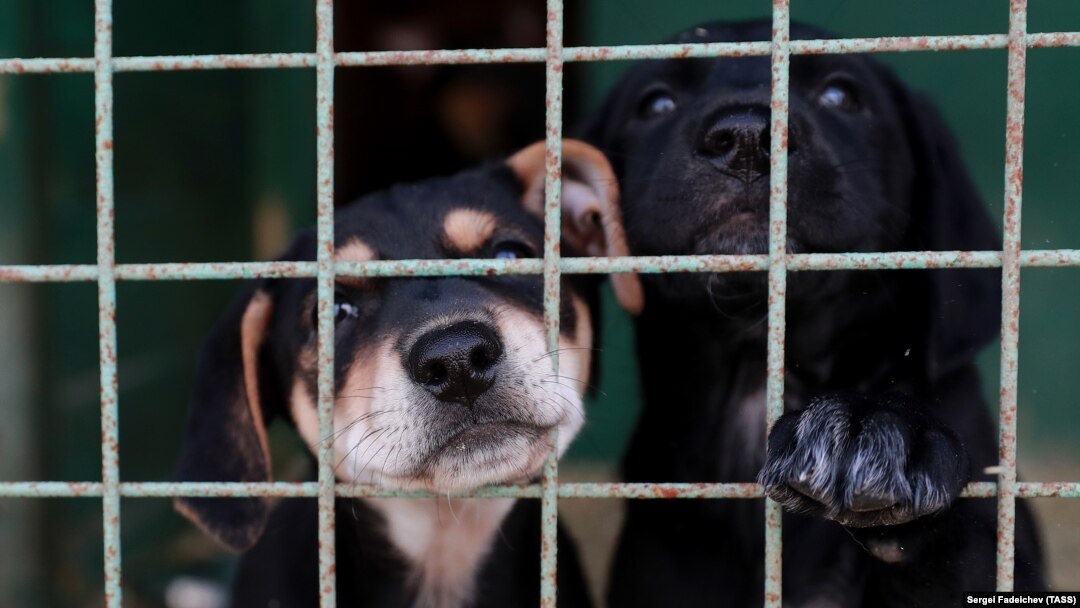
[
  {"left": 699, "top": 111, "right": 771, "bottom": 178},
  {"left": 407, "top": 320, "right": 504, "bottom": 406}
]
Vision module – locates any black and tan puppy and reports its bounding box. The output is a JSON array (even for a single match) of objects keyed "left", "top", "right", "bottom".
[
  {"left": 583, "top": 20, "right": 1045, "bottom": 607},
  {"left": 173, "top": 140, "right": 641, "bottom": 608}
]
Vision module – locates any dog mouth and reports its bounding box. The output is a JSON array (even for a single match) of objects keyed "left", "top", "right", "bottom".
[
  {"left": 717, "top": 211, "right": 759, "bottom": 229},
  {"left": 402, "top": 420, "right": 556, "bottom": 491},
  {"left": 428, "top": 421, "right": 550, "bottom": 462},
  {"left": 694, "top": 215, "right": 770, "bottom": 256}
]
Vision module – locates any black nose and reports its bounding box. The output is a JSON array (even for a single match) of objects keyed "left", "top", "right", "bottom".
[
  {"left": 699, "top": 111, "right": 771, "bottom": 178},
  {"left": 407, "top": 321, "right": 504, "bottom": 406}
]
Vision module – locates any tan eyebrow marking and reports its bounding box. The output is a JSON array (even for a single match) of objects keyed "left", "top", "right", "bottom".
[
  {"left": 335, "top": 237, "right": 376, "bottom": 262},
  {"left": 334, "top": 237, "right": 377, "bottom": 288},
  {"left": 443, "top": 209, "right": 497, "bottom": 254}
]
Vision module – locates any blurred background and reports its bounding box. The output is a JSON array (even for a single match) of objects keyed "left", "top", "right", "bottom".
[{"left": 0, "top": 0, "right": 1077, "bottom": 605}]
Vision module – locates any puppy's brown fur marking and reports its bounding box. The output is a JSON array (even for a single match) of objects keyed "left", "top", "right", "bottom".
[
  {"left": 291, "top": 341, "right": 383, "bottom": 458},
  {"left": 443, "top": 209, "right": 497, "bottom": 254},
  {"left": 240, "top": 291, "right": 274, "bottom": 477},
  {"left": 335, "top": 237, "right": 378, "bottom": 288},
  {"left": 335, "top": 237, "right": 377, "bottom": 262}
]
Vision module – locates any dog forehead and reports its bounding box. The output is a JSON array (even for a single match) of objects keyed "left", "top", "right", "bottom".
[
  {"left": 671, "top": 19, "right": 834, "bottom": 44},
  {"left": 701, "top": 57, "right": 772, "bottom": 90},
  {"left": 700, "top": 55, "right": 875, "bottom": 92},
  {"left": 672, "top": 20, "right": 771, "bottom": 44},
  {"left": 616, "top": 52, "right": 882, "bottom": 121},
  {"left": 333, "top": 164, "right": 535, "bottom": 259},
  {"left": 641, "top": 20, "right": 868, "bottom": 92}
]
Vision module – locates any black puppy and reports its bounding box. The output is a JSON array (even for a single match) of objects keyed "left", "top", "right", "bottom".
[
  {"left": 173, "top": 140, "right": 642, "bottom": 607},
  {"left": 583, "top": 20, "right": 1045, "bottom": 607}
]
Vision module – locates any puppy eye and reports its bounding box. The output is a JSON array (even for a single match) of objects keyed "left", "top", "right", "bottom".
[
  {"left": 312, "top": 291, "right": 360, "bottom": 328},
  {"left": 638, "top": 89, "right": 677, "bottom": 119},
  {"left": 818, "top": 78, "right": 861, "bottom": 112},
  {"left": 334, "top": 301, "right": 360, "bottom": 323},
  {"left": 492, "top": 240, "right": 535, "bottom": 260}
]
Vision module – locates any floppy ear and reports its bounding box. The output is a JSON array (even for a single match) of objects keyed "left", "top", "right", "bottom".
[
  {"left": 174, "top": 283, "right": 276, "bottom": 552},
  {"left": 507, "top": 139, "right": 644, "bottom": 315},
  {"left": 893, "top": 81, "right": 1003, "bottom": 380}
]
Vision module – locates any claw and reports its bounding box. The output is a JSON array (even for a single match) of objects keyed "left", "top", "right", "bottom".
[
  {"left": 848, "top": 494, "right": 897, "bottom": 513},
  {"left": 788, "top": 478, "right": 832, "bottom": 507}
]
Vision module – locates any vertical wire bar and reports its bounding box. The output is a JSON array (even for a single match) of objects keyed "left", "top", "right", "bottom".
[
  {"left": 764, "top": 2, "right": 790, "bottom": 606},
  {"left": 997, "top": 0, "right": 1027, "bottom": 591},
  {"left": 540, "top": 0, "right": 564, "bottom": 604},
  {"left": 93, "top": 0, "right": 122, "bottom": 605},
  {"left": 315, "top": 0, "right": 337, "bottom": 605}
]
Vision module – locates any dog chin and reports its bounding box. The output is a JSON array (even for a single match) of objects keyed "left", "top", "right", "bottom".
[
  {"left": 394, "top": 424, "right": 555, "bottom": 494},
  {"left": 695, "top": 227, "right": 769, "bottom": 256}
]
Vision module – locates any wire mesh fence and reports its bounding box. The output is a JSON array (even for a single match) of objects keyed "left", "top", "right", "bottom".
[{"left": 1, "top": 0, "right": 1079, "bottom": 606}]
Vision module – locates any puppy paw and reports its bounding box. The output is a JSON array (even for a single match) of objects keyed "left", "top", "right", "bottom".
[{"left": 758, "top": 394, "right": 969, "bottom": 528}]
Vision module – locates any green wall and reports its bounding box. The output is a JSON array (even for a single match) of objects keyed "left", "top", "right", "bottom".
[
  {"left": 0, "top": 0, "right": 317, "bottom": 604},
  {"left": 0, "top": 1, "right": 41, "bottom": 604}
]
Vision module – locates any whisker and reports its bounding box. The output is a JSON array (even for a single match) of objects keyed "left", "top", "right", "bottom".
[
  {"left": 317, "top": 409, "right": 392, "bottom": 447},
  {"left": 538, "top": 385, "right": 587, "bottom": 420},
  {"left": 532, "top": 346, "right": 603, "bottom": 363},
  {"left": 542, "top": 374, "right": 605, "bottom": 396},
  {"left": 541, "top": 376, "right": 605, "bottom": 400},
  {"left": 333, "top": 386, "right": 386, "bottom": 401},
  {"left": 352, "top": 427, "right": 399, "bottom": 485},
  {"left": 333, "top": 425, "right": 384, "bottom": 476},
  {"left": 378, "top": 443, "right": 400, "bottom": 488},
  {"left": 447, "top": 493, "right": 460, "bottom": 524},
  {"left": 341, "top": 425, "right": 395, "bottom": 478}
]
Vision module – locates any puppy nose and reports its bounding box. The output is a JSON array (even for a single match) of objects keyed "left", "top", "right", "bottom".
[
  {"left": 407, "top": 321, "right": 503, "bottom": 406},
  {"left": 699, "top": 112, "right": 770, "bottom": 177}
]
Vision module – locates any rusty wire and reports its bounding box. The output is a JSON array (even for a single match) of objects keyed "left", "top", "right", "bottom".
[{"left": 0, "top": 0, "right": 1076, "bottom": 604}]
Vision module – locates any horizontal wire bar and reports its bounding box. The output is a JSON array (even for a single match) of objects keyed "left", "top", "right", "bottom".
[
  {"left": 0, "top": 482, "right": 105, "bottom": 497},
  {"left": 3, "top": 249, "right": 1079, "bottom": 283},
  {"left": 337, "top": 47, "right": 543, "bottom": 66},
  {"left": 117, "top": 261, "right": 320, "bottom": 280},
  {"left": 0, "top": 481, "right": 1076, "bottom": 498},
  {"left": 557, "top": 482, "right": 764, "bottom": 498},
  {"left": 2, "top": 31, "right": 1079, "bottom": 74},
  {"left": 114, "top": 53, "right": 317, "bottom": 71},
  {"left": 0, "top": 265, "right": 99, "bottom": 281},
  {"left": 0, "top": 58, "right": 96, "bottom": 72}
]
